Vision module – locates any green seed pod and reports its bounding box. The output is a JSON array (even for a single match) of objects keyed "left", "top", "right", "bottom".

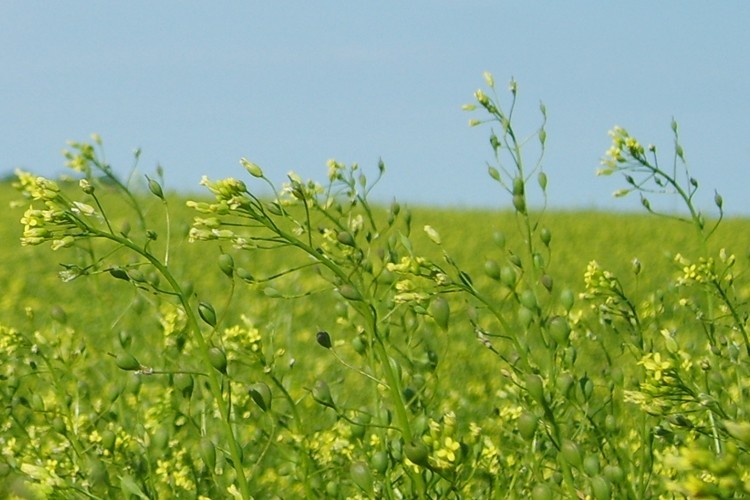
[
  {"left": 109, "top": 267, "right": 130, "bottom": 281},
  {"left": 518, "top": 306, "right": 534, "bottom": 328},
  {"left": 488, "top": 165, "right": 501, "bottom": 181},
  {"left": 218, "top": 253, "right": 234, "bottom": 278},
  {"left": 561, "top": 440, "right": 583, "bottom": 468},
  {"left": 484, "top": 259, "right": 502, "bottom": 280},
  {"left": 248, "top": 382, "right": 272, "bottom": 412},
  {"left": 350, "top": 461, "right": 373, "bottom": 495},
  {"left": 513, "top": 194, "right": 527, "bottom": 214},
  {"left": 509, "top": 253, "right": 523, "bottom": 268},
  {"left": 602, "top": 465, "right": 625, "bottom": 484},
  {"left": 590, "top": 476, "right": 612, "bottom": 500},
  {"left": 240, "top": 157, "right": 264, "bottom": 178},
  {"left": 540, "top": 227, "right": 552, "bottom": 246},
  {"left": 181, "top": 280, "right": 194, "bottom": 297},
  {"left": 500, "top": 266, "right": 517, "bottom": 287},
  {"left": 531, "top": 483, "right": 554, "bottom": 500},
  {"left": 564, "top": 346, "right": 577, "bottom": 366},
  {"left": 714, "top": 190, "right": 724, "bottom": 209},
  {"left": 517, "top": 412, "right": 538, "bottom": 440},
  {"left": 404, "top": 440, "right": 430, "bottom": 467},
  {"left": 352, "top": 335, "right": 367, "bottom": 355},
  {"left": 236, "top": 267, "right": 254, "bottom": 283},
  {"left": 337, "top": 231, "right": 356, "bottom": 247},
  {"left": 541, "top": 274, "right": 553, "bottom": 292},
  {"left": 50, "top": 305, "right": 67, "bottom": 324},
  {"left": 52, "top": 416, "right": 66, "bottom": 435},
  {"left": 560, "top": 288, "right": 575, "bottom": 311},
  {"left": 556, "top": 372, "right": 575, "bottom": 398},
  {"left": 370, "top": 451, "right": 389, "bottom": 474},
  {"left": 512, "top": 177, "right": 525, "bottom": 196},
  {"left": 173, "top": 373, "right": 194, "bottom": 399},
  {"left": 493, "top": 231, "right": 506, "bottom": 248},
  {"left": 583, "top": 454, "right": 601, "bottom": 476},
  {"left": 533, "top": 252, "right": 545, "bottom": 269},
  {"left": 200, "top": 437, "right": 216, "bottom": 471},
  {"left": 266, "top": 201, "right": 283, "bottom": 216},
  {"left": 312, "top": 380, "right": 335, "bottom": 408},
  {"left": 430, "top": 297, "right": 450, "bottom": 331},
  {"left": 316, "top": 331, "right": 332, "bottom": 349},
  {"left": 724, "top": 421, "right": 750, "bottom": 446},
  {"left": 525, "top": 374, "right": 545, "bottom": 404},
  {"left": 127, "top": 269, "right": 146, "bottom": 283},
  {"left": 115, "top": 353, "right": 141, "bottom": 371},
  {"left": 520, "top": 290, "right": 538, "bottom": 310},
  {"left": 147, "top": 177, "right": 164, "bottom": 200},
  {"left": 338, "top": 284, "right": 362, "bottom": 301},
  {"left": 548, "top": 316, "right": 571, "bottom": 346},
  {"left": 538, "top": 171, "right": 548, "bottom": 191},
  {"left": 604, "top": 414, "right": 618, "bottom": 433},
  {"left": 198, "top": 301, "right": 217, "bottom": 327},
  {"left": 126, "top": 372, "right": 141, "bottom": 395},
  {"left": 101, "top": 429, "right": 116, "bottom": 454},
  {"left": 351, "top": 412, "right": 371, "bottom": 440},
  {"left": 580, "top": 375, "right": 594, "bottom": 402},
  {"left": 207, "top": 347, "right": 227, "bottom": 374},
  {"left": 151, "top": 427, "right": 169, "bottom": 451}
]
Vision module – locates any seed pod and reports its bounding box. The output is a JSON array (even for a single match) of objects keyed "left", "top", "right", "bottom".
[
  {"left": 541, "top": 274, "right": 553, "bottom": 292},
  {"left": 583, "top": 454, "right": 601, "bottom": 476},
  {"left": 493, "top": 231, "right": 506, "bottom": 248},
  {"left": 556, "top": 372, "right": 575, "bottom": 398},
  {"left": 207, "top": 347, "right": 227, "bottom": 374},
  {"left": 590, "top": 476, "right": 612, "bottom": 500},
  {"left": 236, "top": 267, "right": 254, "bottom": 283},
  {"left": 500, "top": 266, "right": 517, "bottom": 287},
  {"left": 240, "top": 157, "right": 264, "bottom": 178},
  {"left": 101, "top": 429, "right": 116, "bottom": 454},
  {"left": 337, "top": 231, "right": 356, "bottom": 247},
  {"left": 370, "top": 451, "right": 388, "bottom": 474},
  {"left": 147, "top": 177, "right": 164, "bottom": 200},
  {"left": 517, "top": 412, "right": 538, "bottom": 440},
  {"left": 266, "top": 202, "right": 283, "bottom": 216},
  {"left": 312, "top": 380, "right": 335, "bottom": 408},
  {"left": 430, "top": 297, "right": 450, "bottom": 331},
  {"left": 531, "top": 484, "right": 554, "bottom": 500},
  {"left": 115, "top": 352, "right": 141, "bottom": 371},
  {"left": 198, "top": 302, "right": 217, "bottom": 327},
  {"left": 173, "top": 373, "right": 194, "bottom": 399},
  {"left": 350, "top": 461, "right": 373, "bottom": 495},
  {"left": 50, "top": 305, "right": 67, "bottom": 324},
  {"left": 338, "top": 284, "right": 362, "bottom": 301},
  {"left": 218, "top": 253, "right": 234, "bottom": 278},
  {"left": 200, "top": 437, "right": 216, "bottom": 471},
  {"left": 404, "top": 440, "right": 430, "bottom": 467},
  {"left": 488, "top": 165, "right": 501, "bottom": 181},
  {"left": 538, "top": 171, "right": 548, "bottom": 191},
  {"left": 351, "top": 412, "right": 371, "bottom": 440},
  {"left": 316, "top": 331, "right": 332, "bottom": 349},
  {"left": 127, "top": 269, "right": 146, "bottom": 283},
  {"left": 560, "top": 440, "right": 583, "bottom": 468},
  {"left": 248, "top": 382, "right": 272, "bottom": 411},
  {"left": 484, "top": 259, "right": 502, "bottom": 280},
  {"left": 520, "top": 290, "right": 538, "bottom": 310},
  {"left": 525, "top": 374, "right": 545, "bottom": 404},
  {"left": 352, "top": 335, "right": 366, "bottom": 355},
  {"left": 603, "top": 464, "right": 625, "bottom": 484},
  {"left": 513, "top": 194, "right": 527, "bottom": 214},
  {"left": 560, "top": 288, "right": 575, "bottom": 311},
  {"left": 512, "top": 177, "right": 525, "bottom": 196},
  {"left": 548, "top": 316, "right": 571, "bottom": 346},
  {"left": 540, "top": 227, "right": 552, "bottom": 246},
  {"left": 109, "top": 267, "right": 130, "bottom": 282}
]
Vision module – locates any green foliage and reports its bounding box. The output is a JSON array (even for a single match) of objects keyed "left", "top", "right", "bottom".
[{"left": 4, "top": 75, "right": 750, "bottom": 498}]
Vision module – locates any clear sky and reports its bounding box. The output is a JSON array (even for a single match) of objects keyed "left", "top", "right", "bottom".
[{"left": 3, "top": 2, "right": 749, "bottom": 215}]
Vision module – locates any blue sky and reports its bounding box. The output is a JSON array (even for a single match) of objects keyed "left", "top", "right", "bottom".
[{"left": 3, "top": 2, "right": 749, "bottom": 214}]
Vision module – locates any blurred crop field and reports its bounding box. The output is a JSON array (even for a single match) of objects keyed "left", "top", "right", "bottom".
[{"left": 4, "top": 174, "right": 750, "bottom": 498}]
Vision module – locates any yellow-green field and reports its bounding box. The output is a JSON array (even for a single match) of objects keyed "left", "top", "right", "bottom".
[{"left": 4, "top": 166, "right": 750, "bottom": 499}]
